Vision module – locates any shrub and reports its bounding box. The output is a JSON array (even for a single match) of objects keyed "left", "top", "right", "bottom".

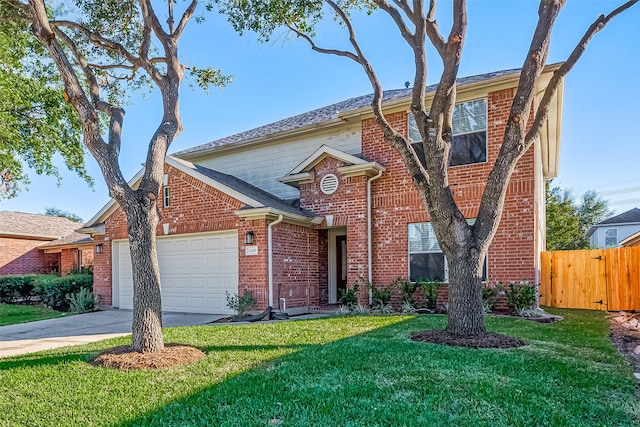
[
  {"left": 507, "top": 281, "right": 539, "bottom": 314},
  {"left": 369, "top": 282, "right": 393, "bottom": 307},
  {"left": 418, "top": 279, "right": 442, "bottom": 309},
  {"left": 395, "top": 277, "right": 418, "bottom": 306},
  {"left": 67, "top": 287, "right": 95, "bottom": 313},
  {"left": 0, "top": 275, "right": 36, "bottom": 303},
  {"left": 226, "top": 290, "right": 256, "bottom": 317},
  {"left": 33, "top": 273, "right": 93, "bottom": 311},
  {"left": 338, "top": 282, "right": 360, "bottom": 307},
  {"left": 482, "top": 286, "right": 500, "bottom": 313}
]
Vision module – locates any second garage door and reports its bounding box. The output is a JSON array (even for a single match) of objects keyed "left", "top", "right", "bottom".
[{"left": 115, "top": 231, "right": 238, "bottom": 314}]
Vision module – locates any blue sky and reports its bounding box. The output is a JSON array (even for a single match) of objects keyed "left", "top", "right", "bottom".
[{"left": 1, "top": 0, "right": 639, "bottom": 221}]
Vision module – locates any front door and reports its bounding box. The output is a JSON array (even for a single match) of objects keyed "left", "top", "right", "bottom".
[
  {"left": 336, "top": 235, "right": 347, "bottom": 300},
  {"left": 328, "top": 228, "right": 347, "bottom": 304}
]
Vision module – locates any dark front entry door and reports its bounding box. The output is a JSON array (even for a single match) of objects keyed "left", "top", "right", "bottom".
[{"left": 336, "top": 235, "right": 347, "bottom": 298}]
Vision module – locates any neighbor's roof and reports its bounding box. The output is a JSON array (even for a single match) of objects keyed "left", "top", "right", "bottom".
[
  {"left": 39, "top": 232, "right": 93, "bottom": 249},
  {"left": 174, "top": 68, "right": 522, "bottom": 157},
  {"left": 0, "top": 211, "right": 82, "bottom": 240},
  {"left": 594, "top": 208, "right": 640, "bottom": 226},
  {"left": 586, "top": 207, "right": 640, "bottom": 237}
]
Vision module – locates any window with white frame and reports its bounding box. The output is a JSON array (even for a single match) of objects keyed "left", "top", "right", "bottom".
[
  {"left": 163, "top": 186, "right": 170, "bottom": 208},
  {"left": 408, "top": 98, "right": 488, "bottom": 167},
  {"left": 408, "top": 221, "right": 488, "bottom": 282},
  {"left": 604, "top": 228, "right": 618, "bottom": 246}
]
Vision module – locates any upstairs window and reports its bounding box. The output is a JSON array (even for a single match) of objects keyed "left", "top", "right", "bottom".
[
  {"left": 605, "top": 228, "right": 618, "bottom": 247},
  {"left": 408, "top": 98, "right": 487, "bottom": 167},
  {"left": 163, "top": 186, "right": 171, "bottom": 208}
]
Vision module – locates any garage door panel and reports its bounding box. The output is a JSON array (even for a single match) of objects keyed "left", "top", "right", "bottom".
[{"left": 116, "top": 231, "right": 238, "bottom": 313}]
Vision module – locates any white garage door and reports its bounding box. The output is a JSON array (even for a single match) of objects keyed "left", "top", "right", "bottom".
[{"left": 115, "top": 231, "right": 238, "bottom": 314}]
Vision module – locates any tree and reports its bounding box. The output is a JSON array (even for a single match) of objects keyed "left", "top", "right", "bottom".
[
  {"left": 546, "top": 182, "right": 611, "bottom": 250},
  {"left": 0, "top": 6, "right": 90, "bottom": 198},
  {"left": 2, "top": 0, "right": 229, "bottom": 352},
  {"left": 44, "top": 207, "right": 83, "bottom": 223},
  {"left": 218, "top": 0, "right": 638, "bottom": 338}
]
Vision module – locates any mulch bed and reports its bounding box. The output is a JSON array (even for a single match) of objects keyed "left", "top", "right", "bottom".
[
  {"left": 89, "top": 344, "right": 206, "bottom": 371},
  {"left": 409, "top": 329, "right": 528, "bottom": 349},
  {"left": 608, "top": 312, "right": 640, "bottom": 375}
]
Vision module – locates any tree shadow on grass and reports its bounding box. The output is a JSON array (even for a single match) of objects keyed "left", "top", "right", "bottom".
[
  {"left": 0, "top": 351, "right": 96, "bottom": 370},
  {"left": 115, "top": 314, "right": 640, "bottom": 427}
]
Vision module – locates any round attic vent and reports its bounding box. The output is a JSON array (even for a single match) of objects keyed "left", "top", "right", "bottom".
[{"left": 320, "top": 174, "right": 339, "bottom": 195}]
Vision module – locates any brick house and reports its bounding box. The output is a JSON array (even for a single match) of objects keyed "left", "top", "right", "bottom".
[
  {"left": 0, "top": 211, "right": 92, "bottom": 276},
  {"left": 80, "top": 65, "right": 563, "bottom": 314}
]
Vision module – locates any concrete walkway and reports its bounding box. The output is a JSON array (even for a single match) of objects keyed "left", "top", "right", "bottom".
[{"left": 0, "top": 310, "right": 224, "bottom": 358}]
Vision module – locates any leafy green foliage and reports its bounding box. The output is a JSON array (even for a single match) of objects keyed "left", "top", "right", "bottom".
[
  {"left": 337, "top": 281, "right": 359, "bottom": 307},
  {"left": 33, "top": 273, "right": 94, "bottom": 311},
  {"left": 225, "top": 290, "right": 257, "bottom": 317},
  {"left": 546, "top": 181, "right": 612, "bottom": 250},
  {"left": 481, "top": 286, "right": 500, "bottom": 313},
  {"left": 0, "top": 275, "right": 36, "bottom": 303},
  {"left": 67, "top": 287, "right": 95, "bottom": 313},
  {"left": 369, "top": 281, "right": 393, "bottom": 307},
  {"left": 506, "top": 282, "right": 539, "bottom": 314},
  {"left": 394, "top": 277, "right": 418, "bottom": 306},
  {"left": 418, "top": 278, "right": 442, "bottom": 309},
  {"left": 44, "top": 207, "right": 83, "bottom": 222},
  {"left": 0, "top": 13, "right": 90, "bottom": 198}
]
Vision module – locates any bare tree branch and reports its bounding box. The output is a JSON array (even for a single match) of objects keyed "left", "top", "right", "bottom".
[
  {"left": 392, "top": 0, "right": 416, "bottom": 25},
  {"left": 525, "top": 0, "right": 639, "bottom": 146},
  {"left": 375, "top": 0, "right": 416, "bottom": 45},
  {"left": 286, "top": 24, "right": 359, "bottom": 61},
  {"left": 174, "top": 0, "right": 198, "bottom": 38},
  {"left": 424, "top": 0, "right": 446, "bottom": 56}
]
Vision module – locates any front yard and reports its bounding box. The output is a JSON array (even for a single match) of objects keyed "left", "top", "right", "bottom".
[
  {"left": 0, "top": 303, "right": 64, "bottom": 326},
  {"left": 0, "top": 309, "right": 638, "bottom": 426}
]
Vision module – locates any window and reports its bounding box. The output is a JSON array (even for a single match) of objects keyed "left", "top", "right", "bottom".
[
  {"left": 163, "top": 186, "right": 170, "bottom": 208},
  {"left": 408, "top": 98, "right": 487, "bottom": 167},
  {"left": 408, "top": 221, "right": 488, "bottom": 282},
  {"left": 605, "top": 228, "right": 618, "bottom": 247}
]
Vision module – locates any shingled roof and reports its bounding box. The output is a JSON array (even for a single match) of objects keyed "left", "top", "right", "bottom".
[
  {"left": 0, "top": 211, "right": 82, "bottom": 240},
  {"left": 594, "top": 208, "right": 640, "bottom": 226},
  {"left": 174, "top": 68, "right": 521, "bottom": 157}
]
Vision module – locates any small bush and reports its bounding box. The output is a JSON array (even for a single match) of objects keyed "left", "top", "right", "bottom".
[
  {"left": 507, "top": 281, "right": 539, "bottom": 314},
  {"left": 33, "top": 273, "right": 93, "bottom": 311},
  {"left": 395, "top": 277, "right": 418, "bottom": 306},
  {"left": 369, "top": 282, "right": 393, "bottom": 307},
  {"left": 338, "top": 282, "right": 360, "bottom": 307},
  {"left": 0, "top": 275, "right": 36, "bottom": 303},
  {"left": 418, "top": 279, "right": 442, "bottom": 309},
  {"left": 67, "top": 287, "right": 95, "bottom": 313},
  {"left": 226, "top": 290, "right": 256, "bottom": 317},
  {"left": 482, "top": 286, "right": 500, "bottom": 313}
]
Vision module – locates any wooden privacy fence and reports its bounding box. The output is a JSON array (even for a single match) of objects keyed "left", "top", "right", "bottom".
[{"left": 540, "top": 246, "right": 640, "bottom": 311}]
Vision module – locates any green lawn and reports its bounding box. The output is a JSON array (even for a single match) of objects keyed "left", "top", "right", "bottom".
[
  {"left": 0, "top": 303, "right": 65, "bottom": 326},
  {"left": 0, "top": 309, "right": 637, "bottom": 426}
]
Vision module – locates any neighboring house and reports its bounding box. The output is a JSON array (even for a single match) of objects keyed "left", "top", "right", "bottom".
[
  {"left": 80, "top": 65, "right": 563, "bottom": 314},
  {"left": 0, "top": 211, "right": 92, "bottom": 275},
  {"left": 587, "top": 208, "right": 640, "bottom": 248},
  {"left": 619, "top": 230, "right": 640, "bottom": 247}
]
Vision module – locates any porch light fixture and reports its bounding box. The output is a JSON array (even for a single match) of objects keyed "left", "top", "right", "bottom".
[
  {"left": 245, "top": 231, "right": 255, "bottom": 244},
  {"left": 95, "top": 244, "right": 103, "bottom": 254}
]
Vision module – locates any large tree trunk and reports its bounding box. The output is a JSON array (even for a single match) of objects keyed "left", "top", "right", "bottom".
[
  {"left": 125, "top": 196, "right": 164, "bottom": 353},
  {"left": 444, "top": 249, "right": 486, "bottom": 337}
]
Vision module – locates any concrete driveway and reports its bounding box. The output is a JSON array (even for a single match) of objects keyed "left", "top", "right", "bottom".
[{"left": 0, "top": 309, "right": 225, "bottom": 358}]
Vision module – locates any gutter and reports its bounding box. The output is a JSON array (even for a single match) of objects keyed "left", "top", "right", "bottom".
[
  {"left": 268, "top": 214, "right": 284, "bottom": 308},
  {"left": 367, "top": 169, "right": 384, "bottom": 304}
]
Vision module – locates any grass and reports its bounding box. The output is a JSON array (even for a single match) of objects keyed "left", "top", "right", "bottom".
[
  {"left": 0, "top": 308, "right": 638, "bottom": 426},
  {"left": 0, "top": 303, "right": 65, "bottom": 326}
]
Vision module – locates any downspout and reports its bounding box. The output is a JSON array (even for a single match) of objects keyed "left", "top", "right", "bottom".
[
  {"left": 367, "top": 170, "right": 384, "bottom": 304},
  {"left": 268, "top": 214, "right": 284, "bottom": 308}
]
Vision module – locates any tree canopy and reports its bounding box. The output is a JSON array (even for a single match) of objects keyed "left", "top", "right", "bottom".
[
  {"left": 546, "top": 182, "right": 611, "bottom": 250},
  {"left": 0, "top": 6, "right": 90, "bottom": 198},
  {"left": 44, "top": 207, "right": 83, "bottom": 222}
]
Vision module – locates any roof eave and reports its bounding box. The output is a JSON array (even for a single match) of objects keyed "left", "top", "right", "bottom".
[{"left": 235, "top": 207, "right": 322, "bottom": 227}]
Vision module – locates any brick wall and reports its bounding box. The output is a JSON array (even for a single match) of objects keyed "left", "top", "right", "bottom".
[
  {"left": 93, "top": 163, "right": 274, "bottom": 309},
  {"left": 299, "top": 156, "right": 370, "bottom": 304},
  {"left": 360, "top": 88, "right": 537, "bottom": 296},
  {"left": 0, "top": 237, "right": 60, "bottom": 275}
]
